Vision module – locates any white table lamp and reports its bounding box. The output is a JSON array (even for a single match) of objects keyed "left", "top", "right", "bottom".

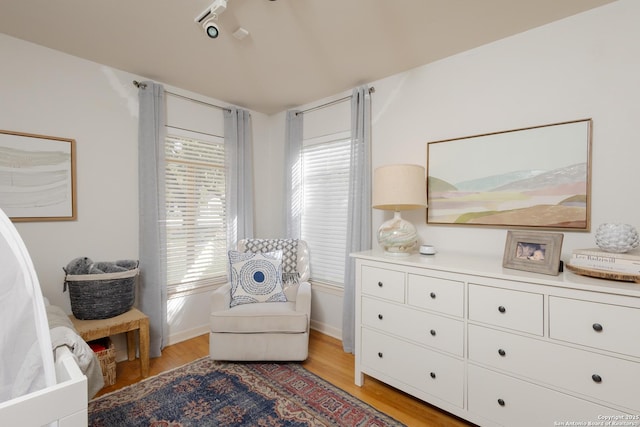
[{"left": 373, "top": 164, "right": 427, "bottom": 256}]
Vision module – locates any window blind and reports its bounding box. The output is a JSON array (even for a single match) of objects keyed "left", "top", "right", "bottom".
[
  {"left": 165, "top": 129, "right": 227, "bottom": 295},
  {"left": 301, "top": 132, "right": 351, "bottom": 285}
]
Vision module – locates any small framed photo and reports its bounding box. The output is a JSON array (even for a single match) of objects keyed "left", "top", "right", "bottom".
[{"left": 502, "top": 231, "right": 564, "bottom": 275}]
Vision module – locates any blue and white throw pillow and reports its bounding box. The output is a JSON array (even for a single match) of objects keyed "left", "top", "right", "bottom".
[{"left": 228, "top": 250, "right": 287, "bottom": 307}]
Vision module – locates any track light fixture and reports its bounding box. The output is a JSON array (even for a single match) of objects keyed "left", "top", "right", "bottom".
[
  {"left": 202, "top": 17, "right": 220, "bottom": 38},
  {"left": 195, "top": 0, "right": 228, "bottom": 39}
]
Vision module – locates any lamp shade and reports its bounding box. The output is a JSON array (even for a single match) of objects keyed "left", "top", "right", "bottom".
[{"left": 373, "top": 164, "right": 427, "bottom": 211}]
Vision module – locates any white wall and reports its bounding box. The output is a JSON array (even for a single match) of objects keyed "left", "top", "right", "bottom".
[
  {"left": 1, "top": 34, "right": 140, "bottom": 310},
  {"left": 2, "top": 0, "right": 638, "bottom": 348},
  {"left": 254, "top": 112, "right": 285, "bottom": 237},
  {"left": 1, "top": 34, "right": 140, "bottom": 359},
  {"left": 278, "top": 0, "right": 640, "bottom": 337},
  {"left": 0, "top": 34, "right": 270, "bottom": 354},
  {"left": 369, "top": 0, "right": 640, "bottom": 260}
]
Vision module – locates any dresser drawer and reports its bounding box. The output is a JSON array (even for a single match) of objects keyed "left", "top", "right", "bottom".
[
  {"left": 407, "top": 274, "right": 464, "bottom": 317},
  {"left": 468, "top": 364, "right": 625, "bottom": 427},
  {"left": 362, "top": 297, "right": 464, "bottom": 356},
  {"left": 468, "top": 325, "right": 640, "bottom": 411},
  {"left": 361, "top": 266, "right": 405, "bottom": 303},
  {"left": 549, "top": 296, "right": 640, "bottom": 358},
  {"left": 361, "top": 328, "right": 464, "bottom": 408},
  {"left": 468, "top": 284, "right": 543, "bottom": 335}
]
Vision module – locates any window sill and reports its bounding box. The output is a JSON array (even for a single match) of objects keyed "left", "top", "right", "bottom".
[
  {"left": 310, "top": 280, "right": 344, "bottom": 296},
  {"left": 168, "top": 280, "right": 226, "bottom": 300}
]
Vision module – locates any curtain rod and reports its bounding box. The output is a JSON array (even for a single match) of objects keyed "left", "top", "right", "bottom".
[
  {"left": 296, "top": 86, "right": 375, "bottom": 116},
  {"left": 133, "top": 80, "right": 231, "bottom": 112},
  {"left": 134, "top": 80, "right": 375, "bottom": 115}
]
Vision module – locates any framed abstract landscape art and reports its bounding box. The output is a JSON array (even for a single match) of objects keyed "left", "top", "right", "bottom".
[{"left": 426, "top": 119, "right": 592, "bottom": 231}]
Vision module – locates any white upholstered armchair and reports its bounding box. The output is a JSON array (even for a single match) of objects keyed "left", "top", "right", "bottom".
[{"left": 209, "top": 239, "right": 311, "bottom": 361}]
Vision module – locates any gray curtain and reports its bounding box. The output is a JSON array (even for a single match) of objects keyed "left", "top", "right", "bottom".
[
  {"left": 224, "top": 107, "right": 254, "bottom": 250},
  {"left": 137, "top": 81, "right": 168, "bottom": 358},
  {"left": 284, "top": 110, "right": 304, "bottom": 238},
  {"left": 342, "top": 85, "right": 373, "bottom": 353}
]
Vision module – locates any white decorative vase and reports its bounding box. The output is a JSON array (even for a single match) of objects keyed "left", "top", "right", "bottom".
[
  {"left": 595, "top": 223, "right": 640, "bottom": 253},
  {"left": 377, "top": 211, "right": 418, "bottom": 256}
]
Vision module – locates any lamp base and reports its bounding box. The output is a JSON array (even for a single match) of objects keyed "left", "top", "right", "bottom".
[{"left": 377, "top": 211, "right": 418, "bottom": 256}]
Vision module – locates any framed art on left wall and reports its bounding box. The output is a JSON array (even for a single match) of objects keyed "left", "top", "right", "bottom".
[{"left": 0, "top": 130, "right": 76, "bottom": 222}]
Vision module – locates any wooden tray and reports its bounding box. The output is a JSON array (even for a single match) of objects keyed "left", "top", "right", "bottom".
[{"left": 566, "top": 263, "right": 640, "bottom": 283}]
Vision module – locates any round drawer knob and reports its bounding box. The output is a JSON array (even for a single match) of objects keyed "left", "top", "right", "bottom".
[
  {"left": 498, "top": 306, "right": 507, "bottom": 313},
  {"left": 378, "top": 352, "right": 383, "bottom": 358},
  {"left": 378, "top": 314, "right": 384, "bottom": 320},
  {"left": 430, "top": 372, "right": 436, "bottom": 379},
  {"left": 378, "top": 281, "right": 383, "bottom": 287},
  {"left": 592, "top": 323, "right": 603, "bottom": 332},
  {"left": 497, "top": 398, "right": 506, "bottom": 407},
  {"left": 430, "top": 329, "right": 437, "bottom": 336},
  {"left": 592, "top": 374, "right": 602, "bottom": 383},
  {"left": 430, "top": 292, "right": 436, "bottom": 299},
  {"left": 498, "top": 349, "right": 506, "bottom": 357}
]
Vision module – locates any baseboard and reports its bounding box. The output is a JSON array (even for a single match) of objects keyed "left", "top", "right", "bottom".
[
  {"left": 167, "top": 324, "right": 210, "bottom": 346},
  {"left": 310, "top": 320, "right": 342, "bottom": 341},
  {"left": 112, "top": 325, "right": 209, "bottom": 362}
]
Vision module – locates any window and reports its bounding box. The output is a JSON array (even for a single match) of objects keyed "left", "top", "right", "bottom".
[
  {"left": 165, "top": 128, "right": 227, "bottom": 296},
  {"left": 300, "top": 131, "right": 351, "bottom": 285}
]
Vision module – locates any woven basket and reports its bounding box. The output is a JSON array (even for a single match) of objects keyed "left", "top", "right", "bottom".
[
  {"left": 64, "top": 268, "right": 139, "bottom": 320},
  {"left": 91, "top": 338, "right": 116, "bottom": 386}
]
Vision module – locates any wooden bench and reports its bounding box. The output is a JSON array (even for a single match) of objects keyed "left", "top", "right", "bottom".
[{"left": 69, "top": 308, "right": 150, "bottom": 378}]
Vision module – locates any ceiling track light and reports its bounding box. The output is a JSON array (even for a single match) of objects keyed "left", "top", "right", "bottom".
[
  {"left": 195, "top": 0, "right": 228, "bottom": 39},
  {"left": 203, "top": 15, "right": 220, "bottom": 38}
]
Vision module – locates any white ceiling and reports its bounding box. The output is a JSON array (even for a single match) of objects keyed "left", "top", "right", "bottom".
[{"left": 0, "top": 0, "right": 615, "bottom": 114}]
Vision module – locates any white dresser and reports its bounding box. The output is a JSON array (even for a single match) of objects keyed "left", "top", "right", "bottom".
[{"left": 353, "top": 251, "right": 640, "bottom": 427}]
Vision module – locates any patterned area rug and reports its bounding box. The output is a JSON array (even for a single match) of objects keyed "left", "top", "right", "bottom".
[{"left": 89, "top": 358, "right": 405, "bottom": 426}]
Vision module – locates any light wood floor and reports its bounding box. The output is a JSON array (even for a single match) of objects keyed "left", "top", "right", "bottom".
[{"left": 96, "top": 330, "right": 473, "bottom": 426}]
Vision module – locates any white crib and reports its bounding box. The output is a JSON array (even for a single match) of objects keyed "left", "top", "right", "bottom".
[
  {"left": 0, "top": 207, "right": 90, "bottom": 427},
  {"left": 0, "top": 346, "right": 87, "bottom": 427}
]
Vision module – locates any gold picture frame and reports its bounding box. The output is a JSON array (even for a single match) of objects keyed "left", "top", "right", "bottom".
[
  {"left": 0, "top": 130, "right": 77, "bottom": 222},
  {"left": 426, "top": 119, "right": 592, "bottom": 231},
  {"left": 502, "top": 230, "right": 564, "bottom": 276}
]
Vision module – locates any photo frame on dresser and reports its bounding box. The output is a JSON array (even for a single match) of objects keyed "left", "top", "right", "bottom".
[{"left": 503, "top": 230, "right": 564, "bottom": 275}]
